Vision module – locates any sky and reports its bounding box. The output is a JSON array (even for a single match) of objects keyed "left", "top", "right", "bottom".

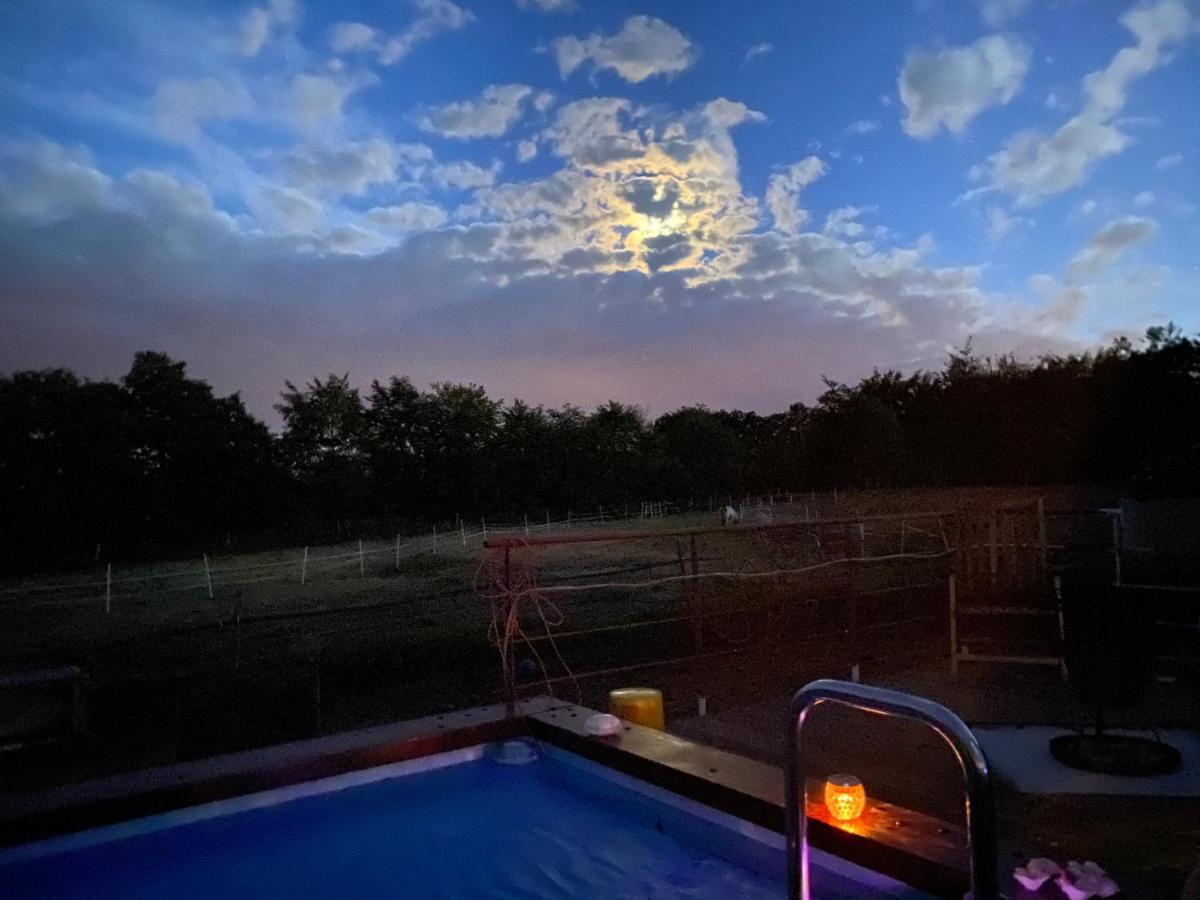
[{"left": 1, "top": 0, "right": 1197, "bottom": 422}]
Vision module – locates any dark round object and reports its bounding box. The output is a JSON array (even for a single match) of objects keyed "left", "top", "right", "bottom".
[{"left": 1050, "top": 733, "right": 1181, "bottom": 776}]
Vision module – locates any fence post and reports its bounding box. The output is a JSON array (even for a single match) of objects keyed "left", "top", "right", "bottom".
[
  {"left": 105, "top": 563, "right": 112, "bottom": 614},
  {"left": 1112, "top": 513, "right": 1123, "bottom": 585},
  {"left": 482, "top": 518, "right": 487, "bottom": 540},
  {"left": 1036, "top": 497, "right": 1048, "bottom": 578},
  {"left": 203, "top": 554, "right": 214, "bottom": 599},
  {"left": 598, "top": 504, "right": 604, "bottom": 521},
  {"left": 524, "top": 514, "right": 529, "bottom": 536},
  {"left": 461, "top": 521, "right": 467, "bottom": 546},
  {"left": 358, "top": 538, "right": 365, "bottom": 576},
  {"left": 988, "top": 512, "right": 999, "bottom": 578},
  {"left": 396, "top": 533, "right": 402, "bottom": 568},
  {"left": 949, "top": 574, "right": 958, "bottom": 678},
  {"left": 432, "top": 525, "right": 438, "bottom": 555},
  {"left": 302, "top": 546, "right": 308, "bottom": 585},
  {"left": 567, "top": 510, "right": 571, "bottom": 526}
]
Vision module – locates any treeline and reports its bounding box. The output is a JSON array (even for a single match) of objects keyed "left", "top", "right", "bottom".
[{"left": 2, "top": 325, "right": 1198, "bottom": 572}]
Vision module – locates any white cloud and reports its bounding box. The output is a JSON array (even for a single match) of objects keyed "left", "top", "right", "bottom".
[
  {"left": 154, "top": 77, "right": 253, "bottom": 142},
  {"left": 1133, "top": 191, "right": 1155, "bottom": 207},
  {"left": 844, "top": 119, "right": 880, "bottom": 137},
  {"left": 824, "top": 206, "right": 871, "bottom": 238},
  {"left": 517, "top": 0, "right": 575, "bottom": 11},
  {"left": 419, "top": 84, "right": 534, "bottom": 139},
  {"left": 552, "top": 15, "right": 697, "bottom": 84},
  {"left": 977, "top": 0, "right": 1031, "bottom": 28},
  {"left": 1079, "top": 198, "right": 1098, "bottom": 216},
  {"left": 1155, "top": 153, "right": 1183, "bottom": 171},
  {"left": 250, "top": 184, "right": 323, "bottom": 233},
  {"left": 379, "top": 0, "right": 474, "bottom": 65},
  {"left": 330, "top": 21, "right": 376, "bottom": 53},
  {"left": 331, "top": 1, "right": 472, "bottom": 64},
  {"left": 1066, "top": 215, "right": 1158, "bottom": 281},
  {"left": 985, "top": 206, "right": 1031, "bottom": 240},
  {"left": 288, "top": 74, "right": 359, "bottom": 125},
  {"left": 516, "top": 140, "right": 538, "bottom": 163},
  {"left": 365, "top": 201, "right": 448, "bottom": 231},
  {"left": 237, "top": 0, "right": 297, "bottom": 56},
  {"left": 700, "top": 98, "right": 766, "bottom": 130},
  {"left": 766, "top": 157, "right": 827, "bottom": 234},
  {"left": 743, "top": 43, "right": 773, "bottom": 65},
  {"left": 972, "top": 0, "right": 1195, "bottom": 206},
  {"left": 899, "top": 34, "right": 1031, "bottom": 138},
  {"left": 432, "top": 159, "right": 501, "bottom": 190},
  {"left": 0, "top": 140, "right": 111, "bottom": 222},
  {"left": 281, "top": 138, "right": 403, "bottom": 195}
]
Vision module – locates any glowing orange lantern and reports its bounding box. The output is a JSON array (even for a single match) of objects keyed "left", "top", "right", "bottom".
[{"left": 824, "top": 774, "right": 866, "bottom": 821}]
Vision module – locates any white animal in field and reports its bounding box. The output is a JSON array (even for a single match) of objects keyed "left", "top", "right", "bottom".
[{"left": 720, "top": 505, "right": 740, "bottom": 526}]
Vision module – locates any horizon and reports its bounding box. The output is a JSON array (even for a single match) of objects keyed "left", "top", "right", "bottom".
[{"left": 2, "top": 0, "right": 1198, "bottom": 423}]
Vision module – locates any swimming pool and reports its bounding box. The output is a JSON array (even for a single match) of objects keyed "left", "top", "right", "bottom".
[
  {"left": 0, "top": 698, "right": 958, "bottom": 898},
  {"left": 0, "top": 740, "right": 935, "bottom": 899}
]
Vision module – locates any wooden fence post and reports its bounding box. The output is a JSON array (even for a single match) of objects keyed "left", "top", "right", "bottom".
[
  {"left": 105, "top": 563, "right": 112, "bottom": 614},
  {"left": 432, "top": 526, "right": 438, "bottom": 555},
  {"left": 358, "top": 539, "right": 365, "bottom": 576},
  {"left": 1112, "top": 513, "right": 1123, "bottom": 585},
  {"left": 396, "top": 533, "right": 402, "bottom": 568},
  {"left": 1036, "top": 497, "right": 1048, "bottom": 578},
  {"left": 988, "top": 512, "right": 999, "bottom": 578},
  {"left": 461, "top": 521, "right": 467, "bottom": 547},
  {"left": 203, "top": 554, "right": 213, "bottom": 599},
  {"left": 524, "top": 514, "right": 530, "bottom": 535},
  {"left": 481, "top": 518, "right": 487, "bottom": 540},
  {"left": 301, "top": 546, "right": 308, "bottom": 585},
  {"left": 949, "top": 574, "right": 958, "bottom": 677}
]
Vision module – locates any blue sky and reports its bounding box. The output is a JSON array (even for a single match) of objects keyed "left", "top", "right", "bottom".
[{"left": 1, "top": 0, "right": 1197, "bottom": 420}]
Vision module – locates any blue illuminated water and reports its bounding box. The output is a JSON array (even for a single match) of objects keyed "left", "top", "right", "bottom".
[{"left": 0, "top": 746, "right": 926, "bottom": 898}]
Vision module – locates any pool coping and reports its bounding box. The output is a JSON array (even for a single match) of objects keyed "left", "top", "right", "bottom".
[{"left": 0, "top": 696, "right": 970, "bottom": 897}]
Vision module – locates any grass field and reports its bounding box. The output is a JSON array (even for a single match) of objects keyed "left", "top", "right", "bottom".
[{"left": 0, "top": 484, "right": 1122, "bottom": 791}]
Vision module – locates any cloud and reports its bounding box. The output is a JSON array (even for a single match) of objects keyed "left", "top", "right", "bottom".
[
  {"left": 976, "top": 0, "right": 1031, "bottom": 28},
  {"left": 900, "top": 34, "right": 1031, "bottom": 138},
  {"left": 419, "top": 84, "right": 534, "bottom": 139},
  {"left": 431, "top": 159, "right": 501, "bottom": 190},
  {"left": 985, "top": 206, "right": 1031, "bottom": 240},
  {"left": 382, "top": 0, "right": 474, "bottom": 64},
  {"left": 552, "top": 15, "right": 697, "bottom": 83},
  {"left": 743, "top": 43, "right": 773, "bottom": 65},
  {"left": 288, "top": 74, "right": 361, "bottom": 125},
  {"left": 844, "top": 119, "right": 880, "bottom": 137},
  {"left": 517, "top": 0, "right": 575, "bottom": 11},
  {"left": 281, "top": 138, "right": 404, "bottom": 195},
  {"left": 250, "top": 184, "right": 324, "bottom": 233},
  {"left": 971, "top": 0, "right": 1195, "bottom": 206},
  {"left": 824, "top": 206, "right": 871, "bottom": 238},
  {"left": 237, "top": 0, "right": 297, "bottom": 56},
  {"left": 1066, "top": 215, "right": 1158, "bottom": 281},
  {"left": 1079, "top": 199, "right": 1098, "bottom": 216},
  {"left": 766, "top": 157, "right": 827, "bottom": 234},
  {"left": 1133, "top": 190, "right": 1155, "bottom": 208},
  {"left": 330, "top": 21, "right": 377, "bottom": 53},
  {"left": 154, "top": 77, "right": 253, "bottom": 143},
  {"left": 365, "top": 202, "right": 448, "bottom": 231},
  {"left": 516, "top": 140, "right": 538, "bottom": 163},
  {"left": 335, "top": 0, "right": 473, "bottom": 65},
  {"left": 1156, "top": 153, "right": 1183, "bottom": 171},
  {"left": 1, "top": 131, "right": 1081, "bottom": 425}
]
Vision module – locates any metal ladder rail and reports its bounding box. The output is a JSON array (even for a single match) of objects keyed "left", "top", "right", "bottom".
[{"left": 785, "top": 679, "right": 997, "bottom": 900}]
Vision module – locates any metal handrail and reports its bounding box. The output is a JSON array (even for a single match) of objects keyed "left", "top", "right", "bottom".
[{"left": 785, "top": 679, "right": 997, "bottom": 900}]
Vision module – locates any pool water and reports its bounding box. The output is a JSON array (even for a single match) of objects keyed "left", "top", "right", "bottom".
[{"left": 0, "top": 743, "right": 928, "bottom": 898}]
